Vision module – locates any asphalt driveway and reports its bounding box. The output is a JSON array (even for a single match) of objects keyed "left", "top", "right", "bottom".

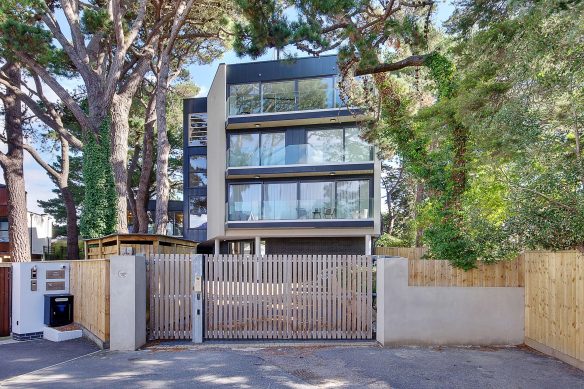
[
  {"left": 1, "top": 341, "right": 583, "bottom": 388},
  {"left": 0, "top": 338, "right": 99, "bottom": 381}
]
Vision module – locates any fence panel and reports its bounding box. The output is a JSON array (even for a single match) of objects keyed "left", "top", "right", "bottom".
[
  {"left": 148, "top": 254, "right": 192, "bottom": 340},
  {"left": 0, "top": 264, "right": 10, "bottom": 336},
  {"left": 69, "top": 259, "right": 110, "bottom": 342},
  {"left": 377, "top": 247, "right": 524, "bottom": 287},
  {"left": 524, "top": 250, "right": 584, "bottom": 369},
  {"left": 204, "top": 254, "right": 373, "bottom": 340}
]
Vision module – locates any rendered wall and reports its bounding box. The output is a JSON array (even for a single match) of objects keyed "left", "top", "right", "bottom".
[
  {"left": 206, "top": 64, "right": 227, "bottom": 241},
  {"left": 377, "top": 257, "right": 524, "bottom": 346},
  {"left": 11, "top": 262, "right": 70, "bottom": 337},
  {"left": 109, "top": 255, "right": 146, "bottom": 351}
]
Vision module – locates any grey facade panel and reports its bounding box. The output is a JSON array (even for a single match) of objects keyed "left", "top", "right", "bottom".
[
  {"left": 265, "top": 237, "right": 365, "bottom": 255},
  {"left": 226, "top": 55, "right": 338, "bottom": 84}
]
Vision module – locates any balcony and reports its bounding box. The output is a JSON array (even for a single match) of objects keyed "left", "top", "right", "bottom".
[
  {"left": 228, "top": 143, "right": 373, "bottom": 168},
  {"left": 226, "top": 77, "right": 370, "bottom": 129},
  {"left": 226, "top": 198, "right": 373, "bottom": 223}
]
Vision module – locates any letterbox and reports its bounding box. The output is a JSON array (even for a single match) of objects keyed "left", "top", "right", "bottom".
[{"left": 44, "top": 294, "right": 74, "bottom": 327}]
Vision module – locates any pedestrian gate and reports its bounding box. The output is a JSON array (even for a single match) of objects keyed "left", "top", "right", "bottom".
[{"left": 148, "top": 254, "right": 374, "bottom": 341}]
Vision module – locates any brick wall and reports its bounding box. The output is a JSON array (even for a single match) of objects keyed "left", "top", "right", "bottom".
[{"left": 265, "top": 237, "right": 365, "bottom": 255}]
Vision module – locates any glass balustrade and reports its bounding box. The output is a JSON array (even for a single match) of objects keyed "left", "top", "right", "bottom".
[
  {"left": 226, "top": 198, "right": 373, "bottom": 222},
  {"left": 228, "top": 143, "right": 373, "bottom": 167},
  {"left": 228, "top": 76, "right": 343, "bottom": 116}
]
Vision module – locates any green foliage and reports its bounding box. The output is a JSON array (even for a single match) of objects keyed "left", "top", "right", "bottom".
[
  {"left": 79, "top": 119, "right": 117, "bottom": 238},
  {"left": 375, "top": 234, "right": 409, "bottom": 248},
  {"left": 37, "top": 155, "right": 84, "bottom": 225}
]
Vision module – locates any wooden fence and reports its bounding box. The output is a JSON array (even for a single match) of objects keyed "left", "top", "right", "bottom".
[
  {"left": 524, "top": 250, "right": 584, "bottom": 370},
  {"left": 376, "top": 246, "right": 428, "bottom": 260},
  {"left": 0, "top": 264, "right": 10, "bottom": 336},
  {"left": 377, "top": 247, "right": 524, "bottom": 287},
  {"left": 69, "top": 259, "right": 110, "bottom": 342},
  {"left": 204, "top": 255, "right": 373, "bottom": 340},
  {"left": 85, "top": 234, "right": 197, "bottom": 260},
  {"left": 148, "top": 254, "right": 192, "bottom": 340}
]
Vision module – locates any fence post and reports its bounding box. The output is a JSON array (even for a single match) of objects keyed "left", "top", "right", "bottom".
[
  {"left": 109, "top": 255, "right": 146, "bottom": 351},
  {"left": 192, "top": 254, "right": 203, "bottom": 343}
]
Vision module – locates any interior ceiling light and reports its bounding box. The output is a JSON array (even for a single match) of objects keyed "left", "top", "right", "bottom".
[{"left": 254, "top": 123, "right": 261, "bottom": 128}]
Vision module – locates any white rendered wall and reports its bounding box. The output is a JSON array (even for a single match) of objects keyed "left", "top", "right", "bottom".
[
  {"left": 377, "top": 257, "right": 524, "bottom": 346},
  {"left": 12, "top": 262, "right": 70, "bottom": 335}
]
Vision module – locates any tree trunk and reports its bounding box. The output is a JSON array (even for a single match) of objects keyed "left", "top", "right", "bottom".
[
  {"left": 127, "top": 141, "right": 141, "bottom": 233},
  {"left": 154, "top": 59, "right": 172, "bottom": 234},
  {"left": 110, "top": 95, "right": 131, "bottom": 233},
  {"left": 136, "top": 95, "right": 156, "bottom": 233},
  {"left": 414, "top": 181, "right": 425, "bottom": 247},
  {"left": 0, "top": 62, "right": 31, "bottom": 262},
  {"left": 61, "top": 186, "right": 79, "bottom": 260}
]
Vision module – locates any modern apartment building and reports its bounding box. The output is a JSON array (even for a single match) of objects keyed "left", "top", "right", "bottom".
[{"left": 183, "top": 55, "right": 381, "bottom": 255}]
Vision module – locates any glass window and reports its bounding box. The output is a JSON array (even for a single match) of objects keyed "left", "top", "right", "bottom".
[
  {"left": 229, "top": 133, "right": 260, "bottom": 167},
  {"left": 189, "top": 156, "right": 207, "bottom": 187},
  {"left": 0, "top": 218, "right": 7, "bottom": 242},
  {"left": 229, "top": 83, "right": 261, "bottom": 115},
  {"left": 228, "top": 184, "right": 261, "bottom": 221},
  {"left": 344, "top": 128, "right": 372, "bottom": 162},
  {"left": 298, "top": 77, "right": 334, "bottom": 110},
  {"left": 262, "top": 80, "right": 296, "bottom": 113},
  {"left": 188, "top": 114, "right": 207, "bottom": 146},
  {"left": 336, "top": 180, "right": 370, "bottom": 219},
  {"left": 299, "top": 182, "right": 334, "bottom": 219},
  {"left": 306, "top": 129, "right": 343, "bottom": 164},
  {"left": 263, "top": 182, "right": 297, "bottom": 220},
  {"left": 189, "top": 197, "right": 207, "bottom": 229},
  {"left": 260, "top": 132, "right": 286, "bottom": 166}
]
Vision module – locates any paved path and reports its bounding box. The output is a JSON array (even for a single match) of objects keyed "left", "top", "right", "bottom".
[
  {"left": 1, "top": 342, "right": 583, "bottom": 388},
  {"left": 0, "top": 338, "right": 99, "bottom": 381}
]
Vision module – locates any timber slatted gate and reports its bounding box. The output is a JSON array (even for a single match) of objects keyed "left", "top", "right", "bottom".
[
  {"left": 0, "top": 265, "right": 10, "bottom": 337},
  {"left": 148, "top": 255, "right": 192, "bottom": 340},
  {"left": 204, "top": 255, "right": 373, "bottom": 340}
]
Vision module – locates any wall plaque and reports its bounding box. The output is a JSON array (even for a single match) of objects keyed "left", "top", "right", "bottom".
[
  {"left": 46, "top": 281, "right": 66, "bottom": 291},
  {"left": 46, "top": 269, "right": 66, "bottom": 279}
]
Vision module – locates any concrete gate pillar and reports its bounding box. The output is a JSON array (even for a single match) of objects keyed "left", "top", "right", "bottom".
[{"left": 109, "top": 255, "right": 146, "bottom": 351}]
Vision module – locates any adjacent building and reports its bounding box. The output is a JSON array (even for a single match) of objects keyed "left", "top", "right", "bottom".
[
  {"left": 183, "top": 55, "right": 381, "bottom": 255},
  {"left": 0, "top": 184, "right": 53, "bottom": 261}
]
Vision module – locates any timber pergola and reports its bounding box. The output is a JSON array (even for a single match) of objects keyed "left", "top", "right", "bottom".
[{"left": 84, "top": 233, "right": 198, "bottom": 259}]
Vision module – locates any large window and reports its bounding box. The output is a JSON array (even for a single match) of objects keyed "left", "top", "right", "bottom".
[
  {"left": 166, "top": 211, "right": 184, "bottom": 236},
  {"left": 344, "top": 127, "right": 371, "bottom": 162},
  {"left": 189, "top": 156, "right": 207, "bottom": 187},
  {"left": 228, "top": 184, "right": 261, "bottom": 221},
  {"left": 228, "top": 76, "right": 344, "bottom": 116},
  {"left": 298, "top": 77, "right": 334, "bottom": 110},
  {"left": 188, "top": 114, "right": 207, "bottom": 146},
  {"left": 260, "top": 132, "right": 286, "bottom": 166},
  {"left": 299, "top": 181, "right": 335, "bottom": 219},
  {"left": 189, "top": 196, "right": 207, "bottom": 229},
  {"left": 229, "top": 83, "right": 261, "bottom": 115},
  {"left": 262, "top": 81, "right": 295, "bottom": 113},
  {"left": 0, "top": 218, "right": 7, "bottom": 242},
  {"left": 306, "top": 129, "right": 344, "bottom": 164},
  {"left": 227, "top": 180, "right": 371, "bottom": 221},
  {"left": 229, "top": 133, "right": 260, "bottom": 167},
  {"left": 263, "top": 182, "right": 297, "bottom": 220},
  {"left": 336, "top": 180, "right": 370, "bottom": 219}
]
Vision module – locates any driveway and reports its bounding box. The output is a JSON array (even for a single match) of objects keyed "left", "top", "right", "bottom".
[
  {"left": 1, "top": 341, "right": 583, "bottom": 388},
  {"left": 0, "top": 338, "right": 99, "bottom": 381}
]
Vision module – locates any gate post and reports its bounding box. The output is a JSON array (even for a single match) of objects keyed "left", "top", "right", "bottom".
[{"left": 192, "top": 254, "right": 203, "bottom": 343}]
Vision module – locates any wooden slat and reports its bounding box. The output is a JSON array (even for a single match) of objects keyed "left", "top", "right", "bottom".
[
  {"left": 524, "top": 250, "right": 583, "bottom": 368},
  {"left": 201, "top": 254, "right": 373, "bottom": 341}
]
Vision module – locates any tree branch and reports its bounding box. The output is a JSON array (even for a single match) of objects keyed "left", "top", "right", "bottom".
[
  {"left": 21, "top": 142, "right": 61, "bottom": 180},
  {"left": 354, "top": 55, "right": 428, "bottom": 76}
]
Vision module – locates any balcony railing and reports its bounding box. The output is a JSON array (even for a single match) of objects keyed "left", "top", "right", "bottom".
[
  {"left": 226, "top": 198, "right": 373, "bottom": 222},
  {"left": 228, "top": 143, "right": 373, "bottom": 168}
]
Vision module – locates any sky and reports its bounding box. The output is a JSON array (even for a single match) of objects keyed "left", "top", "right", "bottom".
[{"left": 0, "top": 1, "right": 455, "bottom": 215}]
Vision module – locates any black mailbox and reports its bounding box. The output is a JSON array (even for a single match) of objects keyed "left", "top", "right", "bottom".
[{"left": 44, "top": 294, "right": 74, "bottom": 327}]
